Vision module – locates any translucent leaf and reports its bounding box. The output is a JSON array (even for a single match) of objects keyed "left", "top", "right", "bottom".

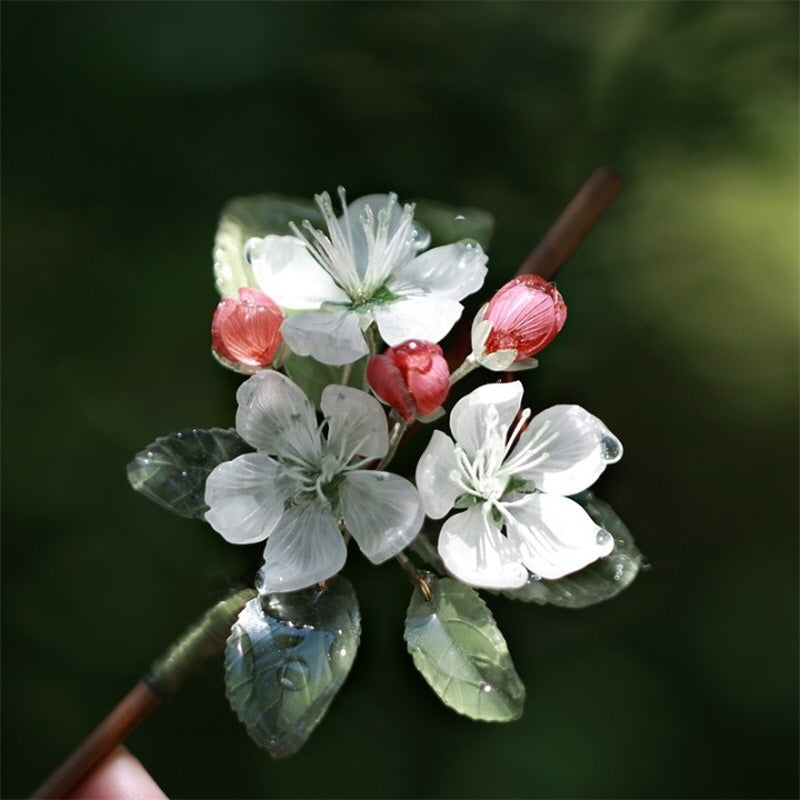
[
  {"left": 224, "top": 576, "right": 360, "bottom": 758},
  {"left": 404, "top": 574, "right": 525, "bottom": 722},
  {"left": 283, "top": 353, "right": 368, "bottom": 409},
  {"left": 213, "top": 195, "right": 323, "bottom": 297},
  {"left": 505, "top": 494, "right": 644, "bottom": 608},
  {"left": 127, "top": 428, "right": 251, "bottom": 519},
  {"left": 412, "top": 199, "right": 494, "bottom": 250}
]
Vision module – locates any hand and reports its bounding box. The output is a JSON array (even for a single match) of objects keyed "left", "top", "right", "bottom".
[{"left": 67, "top": 746, "right": 167, "bottom": 799}]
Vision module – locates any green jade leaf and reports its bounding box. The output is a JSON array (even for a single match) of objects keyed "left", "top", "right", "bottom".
[
  {"left": 214, "top": 194, "right": 323, "bottom": 297},
  {"left": 127, "top": 428, "right": 251, "bottom": 519},
  {"left": 225, "top": 576, "right": 361, "bottom": 758},
  {"left": 284, "top": 353, "right": 368, "bottom": 409},
  {"left": 404, "top": 575, "right": 525, "bottom": 722},
  {"left": 412, "top": 199, "right": 494, "bottom": 250},
  {"left": 505, "top": 494, "right": 644, "bottom": 608}
]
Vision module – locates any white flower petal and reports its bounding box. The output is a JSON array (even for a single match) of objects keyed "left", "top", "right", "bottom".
[
  {"left": 373, "top": 296, "right": 463, "bottom": 346},
  {"left": 256, "top": 499, "right": 347, "bottom": 593},
  {"left": 235, "top": 371, "right": 320, "bottom": 461},
  {"left": 415, "top": 430, "right": 462, "bottom": 519},
  {"left": 438, "top": 505, "right": 527, "bottom": 590},
  {"left": 450, "top": 381, "right": 524, "bottom": 459},
  {"left": 512, "top": 405, "right": 623, "bottom": 495},
  {"left": 470, "top": 308, "right": 491, "bottom": 353},
  {"left": 339, "top": 471, "right": 424, "bottom": 563},
  {"left": 204, "top": 453, "right": 292, "bottom": 544},
  {"left": 389, "top": 241, "right": 488, "bottom": 301},
  {"left": 477, "top": 348, "right": 519, "bottom": 371},
  {"left": 281, "top": 309, "right": 369, "bottom": 366},
  {"left": 244, "top": 234, "right": 349, "bottom": 309},
  {"left": 321, "top": 385, "right": 388, "bottom": 462},
  {"left": 505, "top": 493, "right": 614, "bottom": 579}
]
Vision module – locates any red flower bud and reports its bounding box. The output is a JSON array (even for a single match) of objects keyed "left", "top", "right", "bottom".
[
  {"left": 366, "top": 340, "right": 450, "bottom": 422},
  {"left": 473, "top": 275, "right": 566, "bottom": 368},
  {"left": 211, "top": 288, "right": 284, "bottom": 373}
]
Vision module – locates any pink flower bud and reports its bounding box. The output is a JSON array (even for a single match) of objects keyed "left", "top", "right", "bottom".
[
  {"left": 211, "top": 288, "right": 284, "bottom": 373},
  {"left": 366, "top": 340, "right": 450, "bottom": 422},
  {"left": 475, "top": 275, "right": 567, "bottom": 366}
]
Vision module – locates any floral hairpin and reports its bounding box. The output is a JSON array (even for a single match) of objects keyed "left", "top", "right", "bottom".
[{"left": 34, "top": 168, "right": 643, "bottom": 797}]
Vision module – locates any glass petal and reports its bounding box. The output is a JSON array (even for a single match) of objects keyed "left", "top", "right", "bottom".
[
  {"left": 320, "top": 385, "right": 388, "bottom": 462},
  {"left": 505, "top": 494, "right": 643, "bottom": 608},
  {"left": 245, "top": 234, "right": 348, "bottom": 310},
  {"left": 372, "top": 296, "right": 464, "bottom": 346},
  {"left": 512, "top": 404, "right": 622, "bottom": 495},
  {"left": 280, "top": 309, "right": 369, "bottom": 366},
  {"left": 449, "top": 381, "right": 523, "bottom": 459},
  {"left": 415, "top": 430, "right": 462, "bottom": 519},
  {"left": 257, "top": 499, "right": 347, "bottom": 593},
  {"left": 213, "top": 194, "right": 323, "bottom": 298},
  {"left": 389, "top": 241, "right": 488, "bottom": 301},
  {"left": 404, "top": 574, "right": 525, "bottom": 722},
  {"left": 504, "top": 492, "right": 614, "bottom": 580},
  {"left": 438, "top": 506, "right": 527, "bottom": 589},
  {"left": 339, "top": 471, "right": 424, "bottom": 563},
  {"left": 204, "top": 453, "right": 291, "bottom": 544},
  {"left": 235, "top": 371, "right": 320, "bottom": 462},
  {"left": 224, "top": 576, "right": 360, "bottom": 757},
  {"left": 127, "top": 427, "right": 252, "bottom": 519}
]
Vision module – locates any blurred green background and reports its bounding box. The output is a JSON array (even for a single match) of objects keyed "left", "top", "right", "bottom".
[{"left": 3, "top": 2, "right": 797, "bottom": 798}]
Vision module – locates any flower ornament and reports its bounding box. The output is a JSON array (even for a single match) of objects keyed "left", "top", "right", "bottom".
[
  {"left": 366, "top": 340, "right": 450, "bottom": 422},
  {"left": 415, "top": 381, "right": 622, "bottom": 589},
  {"left": 119, "top": 175, "right": 642, "bottom": 764},
  {"left": 243, "top": 189, "right": 489, "bottom": 365},
  {"left": 211, "top": 287, "right": 285, "bottom": 373},
  {"left": 204, "top": 370, "right": 424, "bottom": 592},
  {"left": 471, "top": 274, "right": 567, "bottom": 371}
]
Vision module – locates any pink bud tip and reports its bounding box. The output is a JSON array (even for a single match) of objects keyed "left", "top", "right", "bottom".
[
  {"left": 366, "top": 340, "right": 450, "bottom": 422},
  {"left": 482, "top": 274, "right": 567, "bottom": 360},
  {"left": 211, "top": 288, "right": 284, "bottom": 373}
]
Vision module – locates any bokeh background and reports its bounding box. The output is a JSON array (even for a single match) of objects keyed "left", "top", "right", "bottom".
[{"left": 3, "top": 2, "right": 797, "bottom": 798}]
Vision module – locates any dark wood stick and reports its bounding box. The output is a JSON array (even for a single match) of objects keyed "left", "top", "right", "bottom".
[
  {"left": 29, "top": 587, "right": 256, "bottom": 799},
  {"left": 517, "top": 165, "right": 624, "bottom": 281},
  {"left": 444, "top": 165, "right": 624, "bottom": 371},
  {"left": 29, "top": 681, "right": 161, "bottom": 799}
]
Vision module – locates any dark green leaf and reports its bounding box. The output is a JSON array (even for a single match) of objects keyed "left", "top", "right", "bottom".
[
  {"left": 404, "top": 575, "right": 525, "bottom": 722},
  {"left": 127, "top": 428, "right": 251, "bottom": 519},
  {"left": 283, "top": 353, "right": 368, "bottom": 408},
  {"left": 505, "top": 494, "right": 643, "bottom": 608},
  {"left": 214, "top": 195, "right": 323, "bottom": 297},
  {"left": 225, "top": 576, "right": 360, "bottom": 758},
  {"left": 412, "top": 199, "right": 494, "bottom": 250}
]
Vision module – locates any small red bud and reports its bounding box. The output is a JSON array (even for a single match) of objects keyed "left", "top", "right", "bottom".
[
  {"left": 211, "top": 288, "right": 284, "bottom": 373},
  {"left": 366, "top": 340, "right": 450, "bottom": 422},
  {"left": 481, "top": 275, "right": 567, "bottom": 361}
]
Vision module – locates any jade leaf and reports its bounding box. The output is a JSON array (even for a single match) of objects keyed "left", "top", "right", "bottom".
[
  {"left": 505, "top": 494, "right": 644, "bottom": 608},
  {"left": 224, "top": 576, "right": 361, "bottom": 758},
  {"left": 404, "top": 575, "right": 525, "bottom": 722},
  {"left": 213, "top": 194, "right": 323, "bottom": 298},
  {"left": 284, "top": 353, "right": 368, "bottom": 408},
  {"left": 412, "top": 199, "right": 494, "bottom": 250},
  {"left": 127, "top": 428, "right": 251, "bottom": 519}
]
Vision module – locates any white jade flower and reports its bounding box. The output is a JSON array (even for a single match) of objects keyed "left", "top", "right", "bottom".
[
  {"left": 243, "top": 190, "right": 488, "bottom": 365},
  {"left": 204, "top": 370, "right": 423, "bottom": 592},
  {"left": 415, "top": 381, "right": 622, "bottom": 590}
]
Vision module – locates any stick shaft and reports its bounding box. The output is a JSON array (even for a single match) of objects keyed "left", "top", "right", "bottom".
[
  {"left": 30, "top": 587, "right": 256, "bottom": 799},
  {"left": 517, "top": 165, "right": 624, "bottom": 280},
  {"left": 29, "top": 681, "right": 161, "bottom": 799}
]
